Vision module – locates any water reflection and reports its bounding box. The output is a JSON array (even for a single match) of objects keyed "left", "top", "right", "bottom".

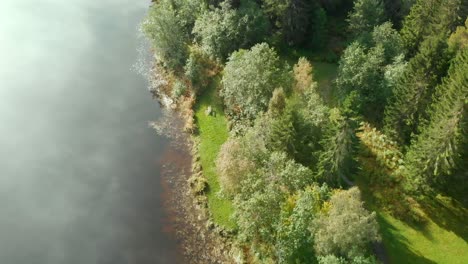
[{"left": 0, "top": 0, "right": 180, "bottom": 263}]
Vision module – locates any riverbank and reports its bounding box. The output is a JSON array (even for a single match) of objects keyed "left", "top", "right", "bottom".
[{"left": 151, "top": 103, "right": 236, "bottom": 263}]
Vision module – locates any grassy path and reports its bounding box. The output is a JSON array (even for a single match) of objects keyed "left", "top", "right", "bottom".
[{"left": 194, "top": 76, "right": 235, "bottom": 229}]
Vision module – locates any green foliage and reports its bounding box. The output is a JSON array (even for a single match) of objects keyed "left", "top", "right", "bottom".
[
  {"left": 383, "top": 34, "right": 450, "bottom": 144},
  {"left": 277, "top": 185, "right": 330, "bottom": 263},
  {"left": 267, "top": 102, "right": 324, "bottom": 167},
  {"left": 405, "top": 48, "right": 468, "bottom": 191},
  {"left": 313, "top": 187, "right": 381, "bottom": 259},
  {"left": 335, "top": 42, "right": 388, "bottom": 121},
  {"left": 268, "top": 87, "right": 287, "bottom": 118},
  {"left": 319, "top": 0, "right": 346, "bottom": 12},
  {"left": 400, "top": 0, "right": 466, "bottom": 56},
  {"left": 382, "top": 0, "right": 415, "bottom": 27},
  {"left": 371, "top": 22, "right": 405, "bottom": 62},
  {"left": 172, "top": 80, "right": 187, "bottom": 98},
  {"left": 216, "top": 137, "right": 255, "bottom": 196},
  {"left": 316, "top": 109, "right": 358, "bottom": 186},
  {"left": 142, "top": 0, "right": 190, "bottom": 70},
  {"left": 234, "top": 153, "right": 327, "bottom": 260},
  {"left": 221, "top": 43, "right": 291, "bottom": 121},
  {"left": 302, "top": 82, "right": 330, "bottom": 127},
  {"left": 448, "top": 18, "right": 468, "bottom": 54},
  {"left": 318, "top": 255, "right": 378, "bottom": 264},
  {"left": 234, "top": 180, "right": 284, "bottom": 256},
  {"left": 193, "top": 0, "right": 269, "bottom": 60},
  {"left": 311, "top": 7, "right": 329, "bottom": 49},
  {"left": 347, "top": 0, "right": 386, "bottom": 36},
  {"left": 143, "top": 1, "right": 468, "bottom": 262},
  {"left": 261, "top": 0, "right": 314, "bottom": 45},
  {"left": 267, "top": 109, "right": 298, "bottom": 158},
  {"left": 335, "top": 42, "right": 385, "bottom": 97},
  {"left": 171, "top": 0, "right": 206, "bottom": 36},
  {"left": 184, "top": 45, "right": 212, "bottom": 90},
  {"left": 382, "top": 54, "right": 407, "bottom": 93},
  {"left": 358, "top": 122, "right": 406, "bottom": 185}
]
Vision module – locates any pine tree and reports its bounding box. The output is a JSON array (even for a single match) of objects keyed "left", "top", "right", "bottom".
[
  {"left": 405, "top": 48, "right": 468, "bottom": 190},
  {"left": 400, "top": 0, "right": 466, "bottom": 56},
  {"left": 316, "top": 109, "right": 358, "bottom": 186},
  {"left": 347, "top": 0, "right": 386, "bottom": 37},
  {"left": 383, "top": 33, "right": 451, "bottom": 144},
  {"left": 267, "top": 108, "right": 298, "bottom": 158}
]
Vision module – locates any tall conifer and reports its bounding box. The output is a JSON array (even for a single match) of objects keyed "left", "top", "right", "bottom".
[
  {"left": 405, "top": 48, "right": 468, "bottom": 190},
  {"left": 383, "top": 33, "right": 451, "bottom": 144}
]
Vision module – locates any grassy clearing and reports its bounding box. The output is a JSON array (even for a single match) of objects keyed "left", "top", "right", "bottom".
[
  {"left": 379, "top": 212, "right": 468, "bottom": 264},
  {"left": 311, "top": 61, "right": 338, "bottom": 106},
  {"left": 280, "top": 47, "right": 338, "bottom": 106},
  {"left": 194, "top": 76, "right": 235, "bottom": 229},
  {"left": 356, "top": 134, "right": 468, "bottom": 264}
]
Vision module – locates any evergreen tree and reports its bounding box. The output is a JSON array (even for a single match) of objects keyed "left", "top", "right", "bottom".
[
  {"left": 335, "top": 42, "right": 387, "bottom": 121},
  {"left": 267, "top": 108, "right": 298, "bottom": 159},
  {"left": 383, "top": 33, "right": 451, "bottom": 144},
  {"left": 448, "top": 18, "right": 468, "bottom": 54},
  {"left": 262, "top": 0, "right": 314, "bottom": 45},
  {"left": 316, "top": 109, "right": 358, "bottom": 186},
  {"left": 347, "top": 0, "right": 386, "bottom": 36},
  {"left": 405, "top": 48, "right": 468, "bottom": 190},
  {"left": 400, "top": 0, "right": 466, "bottom": 56},
  {"left": 268, "top": 87, "right": 287, "bottom": 118},
  {"left": 311, "top": 7, "right": 329, "bottom": 49}
]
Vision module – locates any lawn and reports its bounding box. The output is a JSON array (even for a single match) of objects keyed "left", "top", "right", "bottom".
[
  {"left": 356, "top": 135, "right": 468, "bottom": 264},
  {"left": 194, "top": 76, "right": 236, "bottom": 229},
  {"left": 379, "top": 212, "right": 468, "bottom": 264}
]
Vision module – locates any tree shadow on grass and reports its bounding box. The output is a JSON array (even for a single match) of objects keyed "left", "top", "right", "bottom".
[
  {"left": 418, "top": 194, "right": 468, "bottom": 243},
  {"left": 378, "top": 214, "right": 437, "bottom": 264}
]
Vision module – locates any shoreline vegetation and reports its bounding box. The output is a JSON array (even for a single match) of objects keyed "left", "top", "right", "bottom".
[{"left": 143, "top": 0, "right": 467, "bottom": 263}]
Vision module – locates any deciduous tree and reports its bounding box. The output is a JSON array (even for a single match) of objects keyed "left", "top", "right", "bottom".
[
  {"left": 313, "top": 187, "right": 380, "bottom": 258},
  {"left": 193, "top": 0, "right": 269, "bottom": 60},
  {"left": 221, "top": 43, "right": 291, "bottom": 120}
]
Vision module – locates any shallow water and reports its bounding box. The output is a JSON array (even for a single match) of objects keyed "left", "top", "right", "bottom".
[{"left": 0, "top": 0, "right": 181, "bottom": 263}]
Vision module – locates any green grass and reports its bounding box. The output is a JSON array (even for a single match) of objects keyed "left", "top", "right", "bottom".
[
  {"left": 378, "top": 212, "right": 468, "bottom": 264},
  {"left": 356, "top": 139, "right": 468, "bottom": 264},
  {"left": 311, "top": 61, "right": 338, "bottom": 106},
  {"left": 194, "top": 76, "right": 235, "bottom": 229}
]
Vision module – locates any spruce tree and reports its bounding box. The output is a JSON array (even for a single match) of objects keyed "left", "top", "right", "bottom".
[
  {"left": 347, "top": 0, "right": 386, "bottom": 37},
  {"left": 405, "top": 48, "right": 468, "bottom": 190},
  {"left": 316, "top": 109, "right": 358, "bottom": 186},
  {"left": 383, "top": 33, "right": 451, "bottom": 144},
  {"left": 400, "top": 0, "right": 466, "bottom": 56}
]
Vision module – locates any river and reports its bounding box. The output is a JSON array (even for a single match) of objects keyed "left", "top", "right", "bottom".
[{"left": 0, "top": 0, "right": 182, "bottom": 263}]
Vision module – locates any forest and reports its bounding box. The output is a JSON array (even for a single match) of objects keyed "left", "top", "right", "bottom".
[{"left": 142, "top": 0, "right": 467, "bottom": 263}]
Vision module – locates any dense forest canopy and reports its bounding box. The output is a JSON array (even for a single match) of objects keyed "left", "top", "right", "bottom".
[{"left": 143, "top": 0, "right": 467, "bottom": 263}]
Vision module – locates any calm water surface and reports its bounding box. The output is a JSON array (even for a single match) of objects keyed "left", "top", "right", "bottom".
[{"left": 0, "top": 0, "right": 181, "bottom": 263}]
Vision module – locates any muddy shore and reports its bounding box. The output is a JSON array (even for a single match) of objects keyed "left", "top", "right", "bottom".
[{"left": 155, "top": 108, "right": 235, "bottom": 263}]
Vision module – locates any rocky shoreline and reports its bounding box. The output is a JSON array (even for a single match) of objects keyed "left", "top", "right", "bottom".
[{"left": 154, "top": 107, "right": 237, "bottom": 263}]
